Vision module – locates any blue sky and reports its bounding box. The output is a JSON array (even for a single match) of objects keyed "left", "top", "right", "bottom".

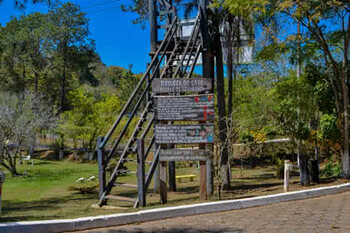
[{"left": 0, "top": 0, "right": 151, "bottom": 73}]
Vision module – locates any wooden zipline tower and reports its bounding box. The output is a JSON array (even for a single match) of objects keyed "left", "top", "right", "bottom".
[{"left": 96, "top": 0, "right": 213, "bottom": 208}]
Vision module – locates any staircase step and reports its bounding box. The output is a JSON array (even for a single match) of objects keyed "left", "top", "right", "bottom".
[
  {"left": 122, "top": 158, "right": 137, "bottom": 162},
  {"left": 117, "top": 169, "right": 137, "bottom": 175},
  {"left": 114, "top": 182, "right": 138, "bottom": 189},
  {"left": 105, "top": 195, "right": 136, "bottom": 202},
  {"left": 122, "top": 158, "right": 152, "bottom": 164}
]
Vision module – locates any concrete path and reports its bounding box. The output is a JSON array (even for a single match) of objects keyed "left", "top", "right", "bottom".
[{"left": 79, "top": 191, "right": 350, "bottom": 233}]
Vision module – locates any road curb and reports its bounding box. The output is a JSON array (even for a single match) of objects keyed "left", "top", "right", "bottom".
[{"left": 1, "top": 183, "right": 349, "bottom": 233}]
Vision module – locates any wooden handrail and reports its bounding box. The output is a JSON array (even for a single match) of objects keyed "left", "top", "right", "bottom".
[
  {"left": 183, "top": 26, "right": 200, "bottom": 74},
  {"left": 99, "top": 16, "right": 178, "bottom": 149},
  {"left": 172, "top": 13, "right": 200, "bottom": 79},
  {"left": 187, "top": 44, "right": 202, "bottom": 79},
  {"left": 102, "top": 25, "right": 178, "bottom": 159}
]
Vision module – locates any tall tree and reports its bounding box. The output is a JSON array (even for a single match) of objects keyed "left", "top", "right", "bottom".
[
  {"left": 48, "top": 2, "right": 94, "bottom": 112},
  {"left": 223, "top": 0, "right": 350, "bottom": 179},
  {"left": 276, "top": 0, "right": 350, "bottom": 178}
]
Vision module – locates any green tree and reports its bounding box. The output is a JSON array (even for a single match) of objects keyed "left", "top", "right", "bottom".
[
  {"left": 274, "top": 75, "right": 316, "bottom": 185},
  {"left": 47, "top": 2, "right": 95, "bottom": 112},
  {"left": 58, "top": 86, "right": 122, "bottom": 155},
  {"left": 224, "top": 0, "right": 350, "bottom": 178}
]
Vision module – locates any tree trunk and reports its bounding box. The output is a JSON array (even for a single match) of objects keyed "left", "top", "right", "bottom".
[
  {"left": 34, "top": 71, "right": 39, "bottom": 94},
  {"left": 60, "top": 43, "right": 68, "bottom": 113},
  {"left": 341, "top": 47, "right": 350, "bottom": 178},
  {"left": 214, "top": 24, "right": 230, "bottom": 190},
  {"left": 299, "top": 153, "right": 310, "bottom": 186},
  {"left": 60, "top": 60, "right": 66, "bottom": 113},
  {"left": 341, "top": 84, "right": 350, "bottom": 179},
  {"left": 227, "top": 17, "right": 233, "bottom": 125},
  {"left": 298, "top": 141, "right": 310, "bottom": 185},
  {"left": 227, "top": 41, "right": 233, "bottom": 123}
]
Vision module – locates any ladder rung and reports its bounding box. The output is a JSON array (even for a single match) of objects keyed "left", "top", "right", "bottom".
[
  {"left": 117, "top": 169, "right": 137, "bottom": 175},
  {"left": 114, "top": 183, "right": 138, "bottom": 189},
  {"left": 105, "top": 195, "right": 136, "bottom": 202},
  {"left": 122, "top": 158, "right": 137, "bottom": 163},
  {"left": 122, "top": 158, "right": 152, "bottom": 164}
]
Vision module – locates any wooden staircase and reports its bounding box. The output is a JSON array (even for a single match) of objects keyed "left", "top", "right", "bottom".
[{"left": 96, "top": 7, "right": 204, "bottom": 208}]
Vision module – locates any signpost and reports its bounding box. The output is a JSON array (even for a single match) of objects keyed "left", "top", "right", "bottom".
[
  {"left": 159, "top": 149, "right": 210, "bottom": 161},
  {"left": 153, "top": 79, "right": 215, "bottom": 203},
  {"left": 155, "top": 124, "right": 214, "bottom": 144},
  {"left": 0, "top": 172, "right": 5, "bottom": 215},
  {"left": 154, "top": 94, "right": 214, "bottom": 121},
  {"left": 152, "top": 78, "right": 212, "bottom": 93}
]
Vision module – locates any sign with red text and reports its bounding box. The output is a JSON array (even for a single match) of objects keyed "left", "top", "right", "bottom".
[
  {"left": 155, "top": 124, "right": 214, "bottom": 144},
  {"left": 154, "top": 94, "right": 214, "bottom": 121}
]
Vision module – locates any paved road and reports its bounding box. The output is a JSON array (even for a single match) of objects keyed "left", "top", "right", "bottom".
[{"left": 81, "top": 191, "right": 350, "bottom": 233}]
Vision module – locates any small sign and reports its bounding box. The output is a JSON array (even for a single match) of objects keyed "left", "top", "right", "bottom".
[
  {"left": 155, "top": 124, "right": 214, "bottom": 144},
  {"left": 152, "top": 78, "right": 212, "bottom": 93},
  {"left": 159, "top": 149, "right": 210, "bottom": 161},
  {"left": 154, "top": 94, "right": 214, "bottom": 121}
]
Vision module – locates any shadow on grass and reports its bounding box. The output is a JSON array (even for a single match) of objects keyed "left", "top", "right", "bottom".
[
  {"left": 94, "top": 226, "right": 243, "bottom": 233},
  {"left": 1, "top": 194, "right": 97, "bottom": 222},
  {"left": 319, "top": 177, "right": 337, "bottom": 184},
  {"left": 175, "top": 185, "right": 199, "bottom": 194},
  {"left": 237, "top": 172, "right": 276, "bottom": 180},
  {"left": 228, "top": 182, "right": 282, "bottom": 192},
  {"left": 31, "top": 160, "right": 58, "bottom": 166}
]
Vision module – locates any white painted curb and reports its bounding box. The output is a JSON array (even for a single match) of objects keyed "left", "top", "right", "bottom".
[{"left": 1, "top": 183, "right": 349, "bottom": 233}]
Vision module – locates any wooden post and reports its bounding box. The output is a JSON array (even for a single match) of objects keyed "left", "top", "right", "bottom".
[
  {"left": 146, "top": 62, "right": 150, "bottom": 103},
  {"left": 97, "top": 136, "right": 107, "bottom": 206},
  {"left": 137, "top": 139, "right": 146, "bottom": 207},
  {"left": 168, "top": 140, "right": 176, "bottom": 192},
  {"left": 160, "top": 161, "right": 167, "bottom": 204},
  {"left": 284, "top": 160, "right": 290, "bottom": 192},
  {"left": 149, "top": 0, "right": 158, "bottom": 54},
  {"left": 200, "top": 160, "right": 207, "bottom": 200},
  {"left": 168, "top": 161, "right": 176, "bottom": 191},
  {"left": 200, "top": 0, "right": 213, "bottom": 198},
  {"left": 154, "top": 161, "right": 161, "bottom": 193},
  {"left": 149, "top": 0, "right": 161, "bottom": 194},
  {"left": 206, "top": 158, "right": 213, "bottom": 195},
  {"left": 199, "top": 0, "right": 211, "bottom": 80}
]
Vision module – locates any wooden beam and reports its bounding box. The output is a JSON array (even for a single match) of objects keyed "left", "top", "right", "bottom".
[
  {"left": 97, "top": 136, "right": 107, "bottom": 206},
  {"left": 137, "top": 139, "right": 146, "bottom": 207},
  {"left": 160, "top": 161, "right": 167, "bottom": 204},
  {"left": 200, "top": 160, "right": 207, "bottom": 200}
]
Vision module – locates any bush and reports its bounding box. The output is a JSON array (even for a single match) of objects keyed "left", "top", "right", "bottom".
[
  {"left": 68, "top": 176, "right": 98, "bottom": 194},
  {"left": 68, "top": 184, "right": 98, "bottom": 194},
  {"left": 321, "top": 161, "right": 341, "bottom": 178}
]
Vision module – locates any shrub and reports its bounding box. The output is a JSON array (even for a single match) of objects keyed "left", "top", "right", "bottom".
[
  {"left": 321, "top": 161, "right": 341, "bottom": 178},
  {"left": 68, "top": 184, "right": 98, "bottom": 194}
]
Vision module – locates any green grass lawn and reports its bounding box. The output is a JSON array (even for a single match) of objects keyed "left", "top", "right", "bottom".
[{"left": 0, "top": 159, "right": 347, "bottom": 222}]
